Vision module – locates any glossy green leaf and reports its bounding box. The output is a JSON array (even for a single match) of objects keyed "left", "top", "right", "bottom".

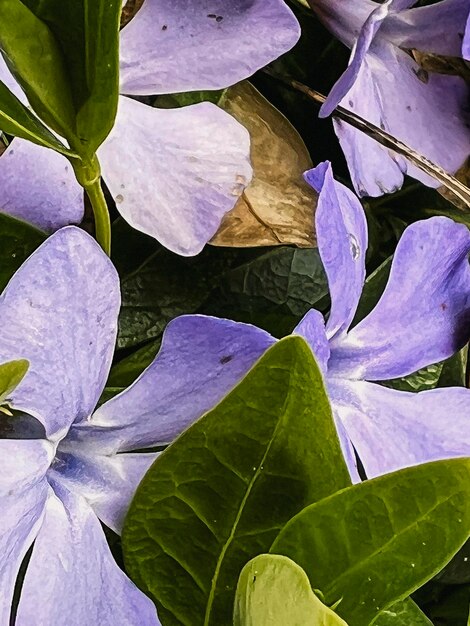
[
  {"left": 0, "top": 0, "right": 76, "bottom": 140},
  {"left": 271, "top": 459, "right": 470, "bottom": 626},
  {"left": 234, "top": 554, "right": 348, "bottom": 626},
  {"left": 107, "top": 340, "right": 160, "bottom": 389},
  {"left": 23, "top": 0, "right": 121, "bottom": 154},
  {"left": 0, "top": 81, "right": 76, "bottom": 156},
  {"left": 351, "top": 256, "right": 391, "bottom": 327},
  {"left": 374, "top": 599, "right": 433, "bottom": 626},
  {"left": 0, "top": 359, "right": 28, "bottom": 405},
  {"left": 123, "top": 337, "right": 351, "bottom": 626},
  {"left": 0, "top": 213, "right": 46, "bottom": 292}
]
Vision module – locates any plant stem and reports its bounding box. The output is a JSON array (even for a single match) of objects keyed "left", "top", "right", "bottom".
[{"left": 84, "top": 178, "right": 111, "bottom": 256}]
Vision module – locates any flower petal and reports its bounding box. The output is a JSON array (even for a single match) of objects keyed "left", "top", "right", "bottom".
[
  {"left": 464, "top": 11, "right": 470, "bottom": 59},
  {"left": 119, "top": 0, "right": 299, "bottom": 96},
  {"left": 329, "top": 217, "right": 470, "bottom": 380},
  {"left": 294, "top": 309, "right": 330, "bottom": 374},
  {"left": 310, "top": 0, "right": 381, "bottom": 48},
  {"left": 335, "top": 40, "right": 470, "bottom": 196},
  {"left": 50, "top": 449, "right": 157, "bottom": 533},
  {"left": 330, "top": 379, "right": 470, "bottom": 478},
  {"left": 0, "top": 139, "right": 83, "bottom": 230},
  {"left": 16, "top": 482, "right": 159, "bottom": 625},
  {"left": 0, "top": 227, "right": 120, "bottom": 440},
  {"left": 0, "top": 439, "right": 51, "bottom": 624},
  {"left": 99, "top": 96, "right": 252, "bottom": 256},
  {"left": 383, "top": 0, "right": 469, "bottom": 57},
  {"left": 320, "top": 0, "right": 392, "bottom": 118},
  {"left": 68, "top": 315, "right": 274, "bottom": 454},
  {"left": 304, "top": 162, "right": 367, "bottom": 340}
]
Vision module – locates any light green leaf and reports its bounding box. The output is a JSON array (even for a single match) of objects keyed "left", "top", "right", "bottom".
[
  {"left": 0, "top": 80, "right": 76, "bottom": 156},
  {"left": 22, "top": 0, "right": 121, "bottom": 154},
  {"left": 0, "top": 0, "right": 76, "bottom": 140},
  {"left": 271, "top": 459, "right": 470, "bottom": 626},
  {"left": 374, "top": 599, "right": 433, "bottom": 626},
  {"left": 234, "top": 554, "right": 348, "bottom": 626},
  {"left": 0, "top": 359, "right": 28, "bottom": 405},
  {"left": 122, "top": 336, "right": 351, "bottom": 626}
]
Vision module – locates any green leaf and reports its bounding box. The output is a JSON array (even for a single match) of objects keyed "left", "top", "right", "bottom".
[
  {"left": 106, "top": 340, "right": 160, "bottom": 388},
  {"left": 0, "top": 213, "right": 46, "bottom": 292},
  {"left": 122, "top": 337, "right": 351, "bottom": 626},
  {"left": 0, "top": 0, "right": 77, "bottom": 140},
  {"left": 22, "top": 0, "right": 121, "bottom": 154},
  {"left": 0, "top": 80, "right": 76, "bottom": 156},
  {"left": 234, "top": 554, "right": 348, "bottom": 626},
  {"left": 438, "top": 347, "right": 467, "bottom": 388},
  {"left": 204, "top": 247, "right": 329, "bottom": 338},
  {"left": 0, "top": 359, "right": 28, "bottom": 405},
  {"left": 155, "top": 89, "right": 226, "bottom": 108},
  {"left": 374, "top": 599, "right": 433, "bottom": 626},
  {"left": 271, "top": 459, "right": 470, "bottom": 626},
  {"left": 351, "top": 256, "right": 391, "bottom": 327}
]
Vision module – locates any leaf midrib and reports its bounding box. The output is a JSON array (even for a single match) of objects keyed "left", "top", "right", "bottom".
[{"left": 203, "top": 370, "right": 293, "bottom": 626}]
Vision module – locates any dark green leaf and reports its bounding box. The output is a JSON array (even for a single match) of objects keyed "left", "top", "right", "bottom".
[
  {"left": 0, "top": 213, "right": 46, "bottom": 292},
  {"left": 22, "top": 0, "right": 121, "bottom": 154},
  {"left": 0, "top": 0, "right": 76, "bottom": 140},
  {"left": 155, "top": 89, "right": 226, "bottom": 108},
  {"left": 122, "top": 337, "right": 351, "bottom": 626},
  {"left": 0, "top": 359, "right": 28, "bottom": 405},
  {"left": 271, "top": 459, "right": 470, "bottom": 626},
  {"left": 0, "top": 80, "right": 76, "bottom": 156},
  {"left": 234, "top": 554, "right": 348, "bottom": 626},
  {"left": 351, "top": 256, "right": 391, "bottom": 327},
  {"left": 437, "top": 347, "right": 467, "bottom": 388},
  {"left": 204, "top": 247, "right": 329, "bottom": 337},
  {"left": 107, "top": 340, "right": 160, "bottom": 388}
]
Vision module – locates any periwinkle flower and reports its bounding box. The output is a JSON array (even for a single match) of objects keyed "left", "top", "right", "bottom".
[
  {"left": 0, "top": 0, "right": 299, "bottom": 254},
  {"left": 309, "top": 0, "right": 470, "bottom": 197},
  {"left": 0, "top": 227, "right": 165, "bottom": 624},
  {"left": 106, "top": 160, "right": 470, "bottom": 482}
]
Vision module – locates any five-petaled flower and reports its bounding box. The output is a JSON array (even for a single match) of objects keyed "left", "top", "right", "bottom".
[
  {"left": 308, "top": 0, "right": 470, "bottom": 197},
  {"left": 0, "top": 228, "right": 168, "bottom": 624},
  {"left": 0, "top": 0, "right": 299, "bottom": 255},
  {"left": 123, "top": 160, "right": 470, "bottom": 481}
]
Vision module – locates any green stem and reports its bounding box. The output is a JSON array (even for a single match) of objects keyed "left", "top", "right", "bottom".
[{"left": 84, "top": 178, "right": 111, "bottom": 256}]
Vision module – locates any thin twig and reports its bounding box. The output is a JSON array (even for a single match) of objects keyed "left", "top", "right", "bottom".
[{"left": 263, "top": 68, "right": 470, "bottom": 208}]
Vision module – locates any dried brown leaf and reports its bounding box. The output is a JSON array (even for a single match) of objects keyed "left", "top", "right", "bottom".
[{"left": 211, "top": 81, "right": 316, "bottom": 248}]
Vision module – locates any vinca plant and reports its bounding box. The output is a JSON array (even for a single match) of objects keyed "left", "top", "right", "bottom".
[{"left": 0, "top": 0, "right": 469, "bottom": 625}]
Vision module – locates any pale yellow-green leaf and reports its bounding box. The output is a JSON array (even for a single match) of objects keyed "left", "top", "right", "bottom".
[{"left": 234, "top": 554, "right": 348, "bottom": 626}]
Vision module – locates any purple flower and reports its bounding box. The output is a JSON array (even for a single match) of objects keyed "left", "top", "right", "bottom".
[
  {"left": 97, "top": 161, "right": 470, "bottom": 482},
  {"left": 311, "top": 0, "right": 470, "bottom": 197},
  {"left": 0, "top": 227, "right": 163, "bottom": 623},
  {"left": 0, "top": 0, "right": 299, "bottom": 255},
  {"left": 464, "top": 10, "right": 470, "bottom": 58}
]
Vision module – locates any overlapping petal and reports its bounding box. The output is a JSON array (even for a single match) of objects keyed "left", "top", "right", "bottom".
[
  {"left": 0, "top": 227, "right": 120, "bottom": 439},
  {"left": 50, "top": 449, "right": 157, "bottom": 533},
  {"left": 320, "top": 0, "right": 392, "bottom": 118},
  {"left": 99, "top": 96, "right": 252, "bottom": 256},
  {"left": 383, "top": 0, "right": 469, "bottom": 57},
  {"left": 16, "top": 482, "right": 159, "bottom": 625},
  {"left": 332, "top": 41, "right": 470, "bottom": 196},
  {"left": 330, "top": 379, "right": 470, "bottom": 478},
  {"left": 464, "top": 11, "right": 470, "bottom": 59},
  {"left": 0, "top": 140, "right": 83, "bottom": 230},
  {"left": 304, "top": 162, "right": 367, "bottom": 340},
  {"left": 0, "top": 440, "right": 52, "bottom": 624},
  {"left": 119, "top": 0, "right": 300, "bottom": 96},
  {"left": 329, "top": 217, "right": 470, "bottom": 380},
  {"left": 0, "top": 54, "right": 26, "bottom": 103},
  {"left": 308, "top": 0, "right": 378, "bottom": 47},
  {"left": 294, "top": 309, "right": 330, "bottom": 374},
  {"left": 68, "top": 315, "right": 274, "bottom": 454}
]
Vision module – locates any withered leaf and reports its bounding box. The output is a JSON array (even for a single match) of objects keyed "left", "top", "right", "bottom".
[{"left": 211, "top": 81, "right": 317, "bottom": 248}]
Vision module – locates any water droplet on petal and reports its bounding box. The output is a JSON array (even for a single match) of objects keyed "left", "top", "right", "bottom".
[
  {"left": 348, "top": 233, "right": 360, "bottom": 260},
  {"left": 116, "top": 194, "right": 124, "bottom": 204}
]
